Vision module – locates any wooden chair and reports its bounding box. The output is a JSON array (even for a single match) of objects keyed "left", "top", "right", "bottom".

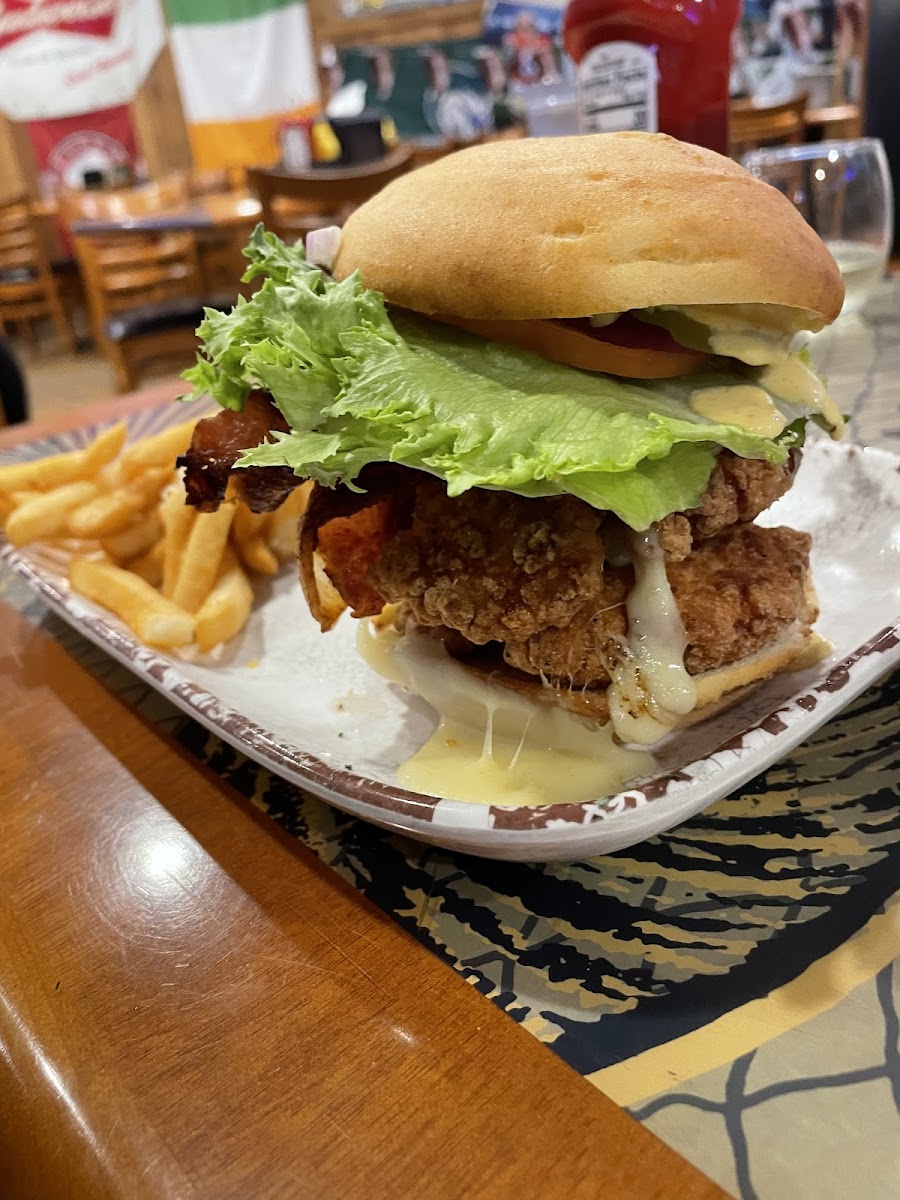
[
  {"left": 186, "top": 167, "right": 247, "bottom": 197},
  {"left": 0, "top": 195, "right": 76, "bottom": 354},
  {"left": 409, "top": 125, "right": 527, "bottom": 171},
  {"left": 730, "top": 94, "right": 809, "bottom": 160},
  {"left": 410, "top": 139, "right": 455, "bottom": 170},
  {"left": 246, "top": 145, "right": 414, "bottom": 242},
  {"left": 58, "top": 183, "right": 233, "bottom": 393}
]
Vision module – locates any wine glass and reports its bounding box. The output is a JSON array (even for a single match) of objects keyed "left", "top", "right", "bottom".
[{"left": 742, "top": 139, "right": 894, "bottom": 316}]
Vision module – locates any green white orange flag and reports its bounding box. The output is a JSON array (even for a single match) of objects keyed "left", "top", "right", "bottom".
[{"left": 165, "top": 0, "right": 319, "bottom": 170}]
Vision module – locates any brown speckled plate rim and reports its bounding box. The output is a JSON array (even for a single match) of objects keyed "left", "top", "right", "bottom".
[{"left": 2, "top": 410, "right": 899, "bottom": 844}]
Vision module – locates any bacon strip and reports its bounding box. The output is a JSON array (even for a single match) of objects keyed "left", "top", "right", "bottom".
[
  {"left": 299, "top": 465, "right": 413, "bottom": 631},
  {"left": 178, "top": 391, "right": 299, "bottom": 512}
]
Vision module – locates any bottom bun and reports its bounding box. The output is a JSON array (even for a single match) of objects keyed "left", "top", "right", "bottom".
[{"left": 420, "top": 579, "right": 826, "bottom": 735}]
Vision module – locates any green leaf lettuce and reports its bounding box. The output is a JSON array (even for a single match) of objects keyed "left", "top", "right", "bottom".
[{"left": 183, "top": 226, "right": 806, "bottom": 530}]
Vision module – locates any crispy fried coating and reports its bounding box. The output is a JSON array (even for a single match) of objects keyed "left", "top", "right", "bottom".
[
  {"left": 501, "top": 524, "right": 812, "bottom": 685},
  {"left": 371, "top": 481, "right": 607, "bottom": 645},
  {"left": 673, "top": 524, "right": 813, "bottom": 671},
  {"left": 371, "top": 468, "right": 812, "bottom": 687},
  {"left": 657, "top": 450, "right": 798, "bottom": 560}
]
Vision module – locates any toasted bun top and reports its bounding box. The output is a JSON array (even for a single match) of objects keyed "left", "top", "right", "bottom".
[{"left": 333, "top": 133, "right": 844, "bottom": 325}]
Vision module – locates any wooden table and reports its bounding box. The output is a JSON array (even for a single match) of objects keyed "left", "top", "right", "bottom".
[
  {"left": 0, "top": 385, "right": 724, "bottom": 1198},
  {"left": 65, "top": 191, "right": 263, "bottom": 236},
  {"left": 804, "top": 103, "right": 863, "bottom": 140}
]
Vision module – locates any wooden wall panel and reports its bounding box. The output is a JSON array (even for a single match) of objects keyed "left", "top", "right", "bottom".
[
  {"left": 131, "top": 45, "right": 193, "bottom": 179},
  {"left": 0, "top": 118, "right": 41, "bottom": 202},
  {"left": 307, "top": 0, "right": 485, "bottom": 48},
  {"left": 0, "top": 117, "right": 28, "bottom": 201}
]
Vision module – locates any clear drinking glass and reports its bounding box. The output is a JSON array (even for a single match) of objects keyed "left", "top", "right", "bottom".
[{"left": 742, "top": 139, "right": 894, "bottom": 316}]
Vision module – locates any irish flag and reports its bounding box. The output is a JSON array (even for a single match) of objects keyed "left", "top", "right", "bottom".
[{"left": 165, "top": 0, "right": 319, "bottom": 170}]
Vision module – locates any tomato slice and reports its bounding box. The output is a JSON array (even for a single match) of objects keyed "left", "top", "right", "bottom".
[
  {"left": 560, "top": 313, "right": 687, "bottom": 353},
  {"left": 431, "top": 313, "right": 707, "bottom": 379}
]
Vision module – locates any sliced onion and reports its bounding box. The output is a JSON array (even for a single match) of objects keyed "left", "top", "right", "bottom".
[{"left": 305, "top": 226, "right": 343, "bottom": 271}]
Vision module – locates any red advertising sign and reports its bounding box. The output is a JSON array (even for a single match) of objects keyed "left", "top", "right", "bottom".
[
  {"left": 0, "top": 1, "right": 116, "bottom": 51},
  {"left": 0, "top": 0, "right": 164, "bottom": 121},
  {"left": 28, "top": 102, "right": 139, "bottom": 193}
]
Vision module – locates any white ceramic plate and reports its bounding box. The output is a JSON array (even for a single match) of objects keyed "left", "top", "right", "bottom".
[{"left": 3, "top": 403, "right": 899, "bottom": 861}]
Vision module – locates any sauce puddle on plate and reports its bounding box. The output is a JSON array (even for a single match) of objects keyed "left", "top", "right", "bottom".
[{"left": 358, "top": 621, "right": 654, "bottom": 807}]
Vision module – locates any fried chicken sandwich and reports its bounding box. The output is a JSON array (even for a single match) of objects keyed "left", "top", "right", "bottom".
[{"left": 181, "top": 132, "right": 844, "bottom": 751}]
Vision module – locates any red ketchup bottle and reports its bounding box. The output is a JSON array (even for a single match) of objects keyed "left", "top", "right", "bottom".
[{"left": 562, "top": 0, "right": 741, "bottom": 155}]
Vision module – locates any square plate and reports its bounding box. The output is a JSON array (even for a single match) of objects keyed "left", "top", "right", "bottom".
[{"left": 3, "top": 402, "right": 899, "bottom": 862}]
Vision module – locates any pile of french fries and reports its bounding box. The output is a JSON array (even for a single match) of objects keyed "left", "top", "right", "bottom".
[{"left": 0, "top": 418, "right": 309, "bottom": 653}]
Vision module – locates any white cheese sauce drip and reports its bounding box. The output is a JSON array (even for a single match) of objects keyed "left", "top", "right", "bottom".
[
  {"left": 606, "top": 527, "right": 697, "bottom": 746},
  {"left": 755, "top": 357, "right": 845, "bottom": 439},
  {"left": 689, "top": 385, "right": 787, "bottom": 437},
  {"left": 357, "top": 622, "right": 653, "bottom": 807}
]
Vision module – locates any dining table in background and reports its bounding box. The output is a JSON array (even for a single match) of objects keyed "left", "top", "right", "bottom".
[
  {"left": 63, "top": 189, "right": 264, "bottom": 237},
  {"left": 1, "top": 278, "right": 899, "bottom": 1200},
  {"left": 803, "top": 102, "right": 864, "bottom": 140}
]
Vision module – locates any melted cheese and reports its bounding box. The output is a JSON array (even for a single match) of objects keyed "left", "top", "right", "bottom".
[
  {"left": 690, "top": 385, "right": 788, "bottom": 437},
  {"left": 357, "top": 622, "right": 653, "bottom": 807},
  {"left": 687, "top": 306, "right": 797, "bottom": 366},
  {"left": 756, "top": 357, "right": 845, "bottom": 439},
  {"left": 644, "top": 304, "right": 818, "bottom": 366},
  {"left": 606, "top": 528, "right": 697, "bottom": 746},
  {"left": 706, "top": 329, "right": 792, "bottom": 366}
]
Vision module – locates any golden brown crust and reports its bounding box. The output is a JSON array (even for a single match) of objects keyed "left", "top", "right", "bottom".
[
  {"left": 334, "top": 133, "right": 844, "bottom": 324},
  {"left": 440, "top": 611, "right": 820, "bottom": 730}
]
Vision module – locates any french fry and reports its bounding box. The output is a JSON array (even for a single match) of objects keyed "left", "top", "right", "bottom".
[
  {"left": 0, "top": 447, "right": 90, "bottom": 493},
  {"left": 97, "top": 460, "right": 123, "bottom": 491},
  {"left": 130, "top": 539, "right": 165, "bottom": 587},
  {"left": 233, "top": 505, "right": 278, "bottom": 576},
  {"left": 101, "top": 509, "right": 163, "bottom": 563},
  {"left": 4, "top": 481, "right": 100, "bottom": 547},
  {"left": 69, "top": 558, "right": 194, "bottom": 648},
  {"left": 44, "top": 537, "right": 105, "bottom": 555},
  {"left": 0, "top": 422, "right": 125, "bottom": 494},
  {"left": 238, "top": 536, "right": 279, "bottom": 576},
  {"left": 11, "top": 489, "right": 40, "bottom": 506},
  {"left": 81, "top": 422, "right": 127, "bottom": 475},
  {"left": 160, "top": 482, "right": 196, "bottom": 597},
  {"left": 233, "top": 504, "right": 269, "bottom": 543},
  {"left": 268, "top": 483, "right": 311, "bottom": 563},
  {"left": 124, "top": 465, "right": 173, "bottom": 505},
  {"left": 195, "top": 548, "right": 254, "bottom": 652},
  {"left": 67, "top": 468, "right": 170, "bottom": 538},
  {"left": 170, "top": 503, "right": 235, "bottom": 613},
  {"left": 68, "top": 489, "right": 143, "bottom": 538},
  {"left": 6, "top": 414, "right": 280, "bottom": 654},
  {"left": 120, "top": 420, "right": 195, "bottom": 480}
]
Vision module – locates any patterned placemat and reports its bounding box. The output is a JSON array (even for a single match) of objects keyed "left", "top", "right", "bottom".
[{"left": 5, "top": 280, "right": 900, "bottom": 1200}]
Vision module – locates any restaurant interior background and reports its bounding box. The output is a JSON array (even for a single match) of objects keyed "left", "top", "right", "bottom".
[{"left": 0, "top": 0, "right": 894, "bottom": 425}]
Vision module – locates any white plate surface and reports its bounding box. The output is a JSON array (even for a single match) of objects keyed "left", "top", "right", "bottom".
[{"left": 2, "top": 405, "right": 899, "bottom": 861}]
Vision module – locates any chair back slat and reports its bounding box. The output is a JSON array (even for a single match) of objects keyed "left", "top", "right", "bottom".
[
  {"left": 58, "top": 185, "right": 203, "bottom": 348},
  {"left": 730, "top": 94, "right": 809, "bottom": 158},
  {"left": 0, "top": 194, "right": 75, "bottom": 352},
  {"left": 246, "top": 146, "right": 413, "bottom": 240}
]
